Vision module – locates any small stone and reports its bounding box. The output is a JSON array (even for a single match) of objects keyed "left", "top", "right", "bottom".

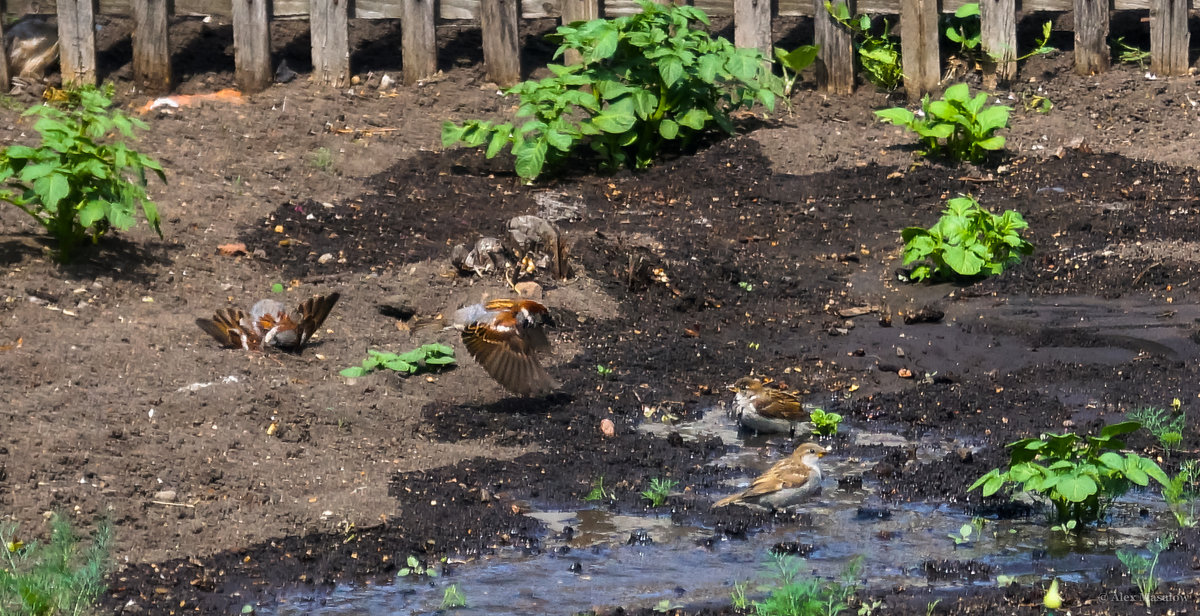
[
  {"left": 153, "top": 490, "right": 177, "bottom": 502},
  {"left": 513, "top": 281, "right": 543, "bottom": 299},
  {"left": 897, "top": 368, "right": 913, "bottom": 378},
  {"left": 318, "top": 253, "right": 335, "bottom": 264},
  {"left": 600, "top": 418, "right": 616, "bottom": 437},
  {"left": 895, "top": 347, "right": 905, "bottom": 358}
]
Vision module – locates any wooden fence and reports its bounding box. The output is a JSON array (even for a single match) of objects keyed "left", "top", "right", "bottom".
[{"left": 1, "top": 0, "right": 1196, "bottom": 98}]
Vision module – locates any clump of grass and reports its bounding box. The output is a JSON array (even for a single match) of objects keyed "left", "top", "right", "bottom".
[
  {"left": 0, "top": 514, "right": 112, "bottom": 616},
  {"left": 641, "top": 477, "right": 678, "bottom": 507}
]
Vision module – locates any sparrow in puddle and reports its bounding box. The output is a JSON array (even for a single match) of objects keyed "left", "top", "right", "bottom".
[
  {"left": 713, "top": 442, "right": 827, "bottom": 510},
  {"left": 455, "top": 298, "right": 557, "bottom": 397},
  {"left": 197, "top": 292, "right": 340, "bottom": 352},
  {"left": 729, "top": 377, "right": 813, "bottom": 435}
]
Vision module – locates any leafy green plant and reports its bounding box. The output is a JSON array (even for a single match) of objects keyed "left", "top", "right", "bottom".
[
  {"left": 1127, "top": 406, "right": 1186, "bottom": 455},
  {"left": 584, "top": 476, "right": 615, "bottom": 502},
  {"left": 1112, "top": 36, "right": 1150, "bottom": 68},
  {"left": 947, "top": 517, "right": 986, "bottom": 546},
  {"left": 901, "top": 194, "right": 1033, "bottom": 282},
  {"left": 641, "top": 477, "right": 678, "bottom": 507},
  {"left": 943, "top": 3, "right": 982, "bottom": 59},
  {"left": 442, "top": 0, "right": 782, "bottom": 181},
  {"left": 596, "top": 364, "right": 614, "bottom": 378},
  {"left": 1050, "top": 519, "right": 1077, "bottom": 537},
  {"left": 809, "top": 408, "right": 842, "bottom": 437},
  {"left": 1013, "top": 21, "right": 1056, "bottom": 61},
  {"left": 441, "top": 583, "right": 467, "bottom": 609},
  {"left": 0, "top": 83, "right": 165, "bottom": 262},
  {"left": 826, "top": 2, "right": 903, "bottom": 91},
  {"left": 970, "top": 421, "right": 1171, "bottom": 526},
  {"left": 340, "top": 344, "right": 456, "bottom": 377},
  {"left": 774, "top": 45, "right": 820, "bottom": 96},
  {"left": 654, "top": 598, "right": 683, "bottom": 613},
  {"left": 747, "top": 552, "right": 862, "bottom": 616},
  {"left": 1021, "top": 91, "right": 1053, "bottom": 114},
  {"left": 731, "top": 580, "right": 750, "bottom": 610},
  {"left": 0, "top": 514, "right": 112, "bottom": 616},
  {"left": 1116, "top": 533, "right": 1173, "bottom": 608},
  {"left": 876, "top": 83, "right": 1010, "bottom": 163},
  {"left": 1163, "top": 460, "right": 1199, "bottom": 528},
  {"left": 397, "top": 554, "right": 440, "bottom": 578}
]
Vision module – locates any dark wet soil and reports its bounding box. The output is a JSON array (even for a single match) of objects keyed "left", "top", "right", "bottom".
[{"left": 1, "top": 9, "right": 1200, "bottom": 616}]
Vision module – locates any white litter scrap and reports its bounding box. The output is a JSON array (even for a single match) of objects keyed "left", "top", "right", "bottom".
[{"left": 176, "top": 375, "right": 241, "bottom": 392}]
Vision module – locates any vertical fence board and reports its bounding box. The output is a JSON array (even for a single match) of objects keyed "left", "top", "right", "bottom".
[
  {"left": 978, "top": 0, "right": 1015, "bottom": 87},
  {"left": 402, "top": 0, "right": 438, "bottom": 83},
  {"left": 233, "top": 0, "right": 272, "bottom": 92},
  {"left": 734, "top": 0, "right": 772, "bottom": 58},
  {"left": 560, "top": 0, "right": 599, "bottom": 65},
  {"left": 480, "top": 0, "right": 521, "bottom": 86},
  {"left": 0, "top": 5, "right": 9, "bottom": 89},
  {"left": 899, "top": 0, "right": 939, "bottom": 99},
  {"left": 1073, "top": 0, "right": 1109, "bottom": 74},
  {"left": 815, "top": 0, "right": 855, "bottom": 93},
  {"left": 311, "top": 0, "right": 351, "bottom": 86},
  {"left": 132, "top": 0, "right": 171, "bottom": 91},
  {"left": 1149, "top": 0, "right": 1188, "bottom": 76},
  {"left": 56, "top": 0, "right": 98, "bottom": 85}
]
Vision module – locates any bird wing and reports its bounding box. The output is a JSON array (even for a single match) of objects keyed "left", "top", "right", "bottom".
[
  {"left": 196, "top": 308, "right": 260, "bottom": 350},
  {"left": 461, "top": 321, "right": 556, "bottom": 397},
  {"left": 756, "top": 392, "right": 806, "bottom": 420},
  {"left": 712, "top": 460, "right": 812, "bottom": 507},
  {"left": 291, "top": 292, "right": 341, "bottom": 350}
]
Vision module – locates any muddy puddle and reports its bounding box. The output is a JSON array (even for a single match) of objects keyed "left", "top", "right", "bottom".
[
  {"left": 267, "top": 442, "right": 1187, "bottom": 616},
  {"left": 265, "top": 294, "right": 1199, "bottom": 615}
]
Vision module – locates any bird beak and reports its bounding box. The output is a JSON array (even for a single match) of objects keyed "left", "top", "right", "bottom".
[{"left": 817, "top": 451, "right": 826, "bottom": 458}]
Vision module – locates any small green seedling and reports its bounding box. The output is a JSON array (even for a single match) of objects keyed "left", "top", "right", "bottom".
[
  {"left": 774, "top": 44, "right": 820, "bottom": 96},
  {"left": 584, "top": 476, "right": 615, "bottom": 502},
  {"left": 944, "top": 3, "right": 982, "bottom": 59},
  {"left": 1050, "top": 519, "right": 1078, "bottom": 537},
  {"left": 397, "top": 555, "right": 440, "bottom": 578},
  {"left": 641, "top": 477, "right": 678, "bottom": 507},
  {"left": 441, "top": 584, "right": 467, "bottom": 609},
  {"left": 271, "top": 282, "right": 285, "bottom": 293},
  {"left": 340, "top": 344, "right": 456, "bottom": 378},
  {"left": 596, "top": 364, "right": 614, "bottom": 378},
  {"left": 1163, "top": 460, "right": 1199, "bottom": 528},
  {"left": 738, "top": 281, "right": 755, "bottom": 292},
  {"left": 948, "top": 517, "right": 986, "bottom": 546},
  {"left": 1116, "top": 533, "right": 1173, "bottom": 608},
  {"left": 1112, "top": 36, "right": 1150, "bottom": 68},
  {"left": 810, "top": 408, "right": 843, "bottom": 436}
]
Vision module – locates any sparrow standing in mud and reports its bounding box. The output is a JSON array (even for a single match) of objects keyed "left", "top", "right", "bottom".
[
  {"left": 196, "top": 293, "right": 340, "bottom": 353},
  {"left": 455, "top": 298, "right": 557, "bottom": 397},
  {"left": 713, "top": 442, "right": 827, "bottom": 510},
  {"left": 729, "top": 377, "right": 812, "bottom": 435}
]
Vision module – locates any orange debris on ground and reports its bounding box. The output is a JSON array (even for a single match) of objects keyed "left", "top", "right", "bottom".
[{"left": 138, "top": 89, "right": 246, "bottom": 114}]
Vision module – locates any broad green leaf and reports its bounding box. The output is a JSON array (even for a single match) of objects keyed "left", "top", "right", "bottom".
[
  {"left": 776, "top": 45, "right": 819, "bottom": 72},
  {"left": 658, "top": 119, "right": 680, "bottom": 140},
  {"left": 677, "top": 108, "right": 711, "bottom": 130},
  {"left": 875, "top": 107, "right": 914, "bottom": 125},
  {"left": 514, "top": 139, "right": 548, "bottom": 180},
  {"left": 658, "top": 56, "right": 684, "bottom": 87},
  {"left": 589, "top": 24, "right": 620, "bottom": 62},
  {"left": 545, "top": 128, "right": 573, "bottom": 152},
  {"left": 942, "top": 245, "right": 984, "bottom": 276},
  {"left": 629, "top": 89, "right": 658, "bottom": 119},
  {"left": 591, "top": 109, "right": 638, "bottom": 134},
  {"left": 976, "top": 106, "right": 1010, "bottom": 132},
  {"left": 340, "top": 366, "right": 368, "bottom": 377},
  {"left": 425, "top": 356, "right": 457, "bottom": 366},
  {"left": 955, "top": 2, "right": 980, "bottom": 17},
  {"left": 943, "top": 83, "right": 970, "bottom": 103},
  {"left": 1100, "top": 421, "right": 1142, "bottom": 438},
  {"left": 42, "top": 172, "right": 71, "bottom": 210},
  {"left": 79, "top": 200, "right": 108, "bottom": 227},
  {"left": 1055, "top": 475, "right": 1097, "bottom": 503}
]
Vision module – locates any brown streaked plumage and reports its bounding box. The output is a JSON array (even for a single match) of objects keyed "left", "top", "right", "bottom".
[
  {"left": 455, "top": 298, "right": 556, "bottom": 397},
  {"left": 196, "top": 292, "right": 340, "bottom": 353},
  {"left": 713, "top": 443, "right": 826, "bottom": 510},
  {"left": 729, "top": 377, "right": 812, "bottom": 434}
]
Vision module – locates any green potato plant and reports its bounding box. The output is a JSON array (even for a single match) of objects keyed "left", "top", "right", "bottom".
[
  {"left": 970, "top": 421, "right": 1170, "bottom": 526},
  {"left": 809, "top": 408, "right": 843, "bottom": 437},
  {"left": 901, "top": 194, "right": 1033, "bottom": 282},
  {"left": 0, "top": 84, "right": 165, "bottom": 262},
  {"left": 442, "top": 0, "right": 782, "bottom": 181},
  {"left": 826, "top": 2, "right": 903, "bottom": 91},
  {"left": 340, "top": 344, "right": 456, "bottom": 377},
  {"left": 774, "top": 44, "right": 820, "bottom": 96},
  {"left": 875, "top": 83, "right": 1011, "bottom": 163}
]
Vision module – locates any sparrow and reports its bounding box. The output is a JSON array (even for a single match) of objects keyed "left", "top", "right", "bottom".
[
  {"left": 455, "top": 298, "right": 556, "bottom": 397},
  {"left": 713, "top": 442, "right": 827, "bottom": 510},
  {"left": 729, "top": 377, "right": 813, "bottom": 435},
  {"left": 196, "top": 292, "right": 340, "bottom": 352}
]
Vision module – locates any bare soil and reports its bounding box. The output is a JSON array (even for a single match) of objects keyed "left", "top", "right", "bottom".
[{"left": 2, "top": 12, "right": 1200, "bottom": 616}]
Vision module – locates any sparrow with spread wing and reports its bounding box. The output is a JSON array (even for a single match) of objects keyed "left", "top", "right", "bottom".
[
  {"left": 455, "top": 298, "right": 556, "bottom": 397},
  {"left": 197, "top": 293, "right": 340, "bottom": 353},
  {"left": 713, "top": 442, "right": 827, "bottom": 510},
  {"left": 730, "top": 377, "right": 812, "bottom": 435}
]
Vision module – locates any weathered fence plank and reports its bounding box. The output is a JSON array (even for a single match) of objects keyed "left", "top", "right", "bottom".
[
  {"left": 978, "top": 0, "right": 1015, "bottom": 87},
  {"left": 132, "top": 0, "right": 171, "bottom": 91},
  {"left": 56, "top": 0, "right": 97, "bottom": 84},
  {"left": 480, "top": 0, "right": 521, "bottom": 86},
  {"left": 232, "top": 0, "right": 272, "bottom": 91},
  {"left": 734, "top": 0, "right": 773, "bottom": 58},
  {"left": 899, "top": 0, "right": 939, "bottom": 99},
  {"left": 814, "top": 0, "right": 855, "bottom": 93},
  {"left": 1149, "top": 0, "right": 1189, "bottom": 76},
  {"left": 310, "top": 0, "right": 350, "bottom": 86},
  {"left": 1072, "top": 0, "right": 1109, "bottom": 74},
  {"left": 0, "top": 5, "right": 9, "bottom": 89},
  {"left": 560, "top": 0, "right": 599, "bottom": 65},
  {"left": 401, "top": 0, "right": 438, "bottom": 83}
]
